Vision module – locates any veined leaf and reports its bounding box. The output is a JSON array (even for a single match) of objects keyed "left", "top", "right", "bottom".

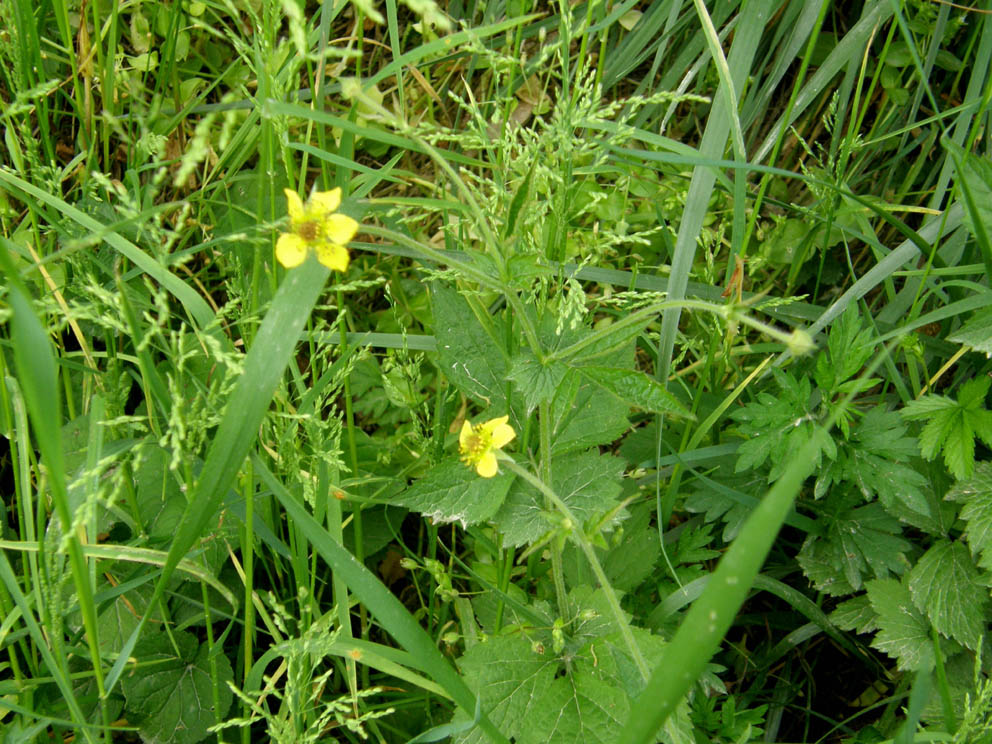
[
  {"left": 865, "top": 578, "right": 935, "bottom": 671},
  {"left": 393, "top": 458, "right": 515, "bottom": 528},
  {"left": 517, "top": 651, "right": 628, "bottom": 744},
  {"left": 508, "top": 352, "right": 568, "bottom": 411},
  {"left": 908, "top": 539, "right": 987, "bottom": 651},
  {"left": 830, "top": 595, "right": 878, "bottom": 634},
  {"left": 578, "top": 366, "right": 693, "bottom": 417},
  {"left": 733, "top": 369, "right": 835, "bottom": 481},
  {"left": 121, "top": 630, "right": 233, "bottom": 744},
  {"left": 902, "top": 376, "right": 992, "bottom": 480},
  {"left": 813, "top": 304, "right": 875, "bottom": 396},
  {"left": 816, "top": 408, "right": 930, "bottom": 519},
  {"left": 431, "top": 284, "right": 510, "bottom": 412},
  {"left": 451, "top": 636, "right": 557, "bottom": 744},
  {"left": 551, "top": 370, "right": 631, "bottom": 454},
  {"left": 797, "top": 501, "right": 911, "bottom": 595},
  {"left": 947, "top": 463, "right": 992, "bottom": 571},
  {"left": 492, "top": 451, "right": 624, "bottom": 548}
]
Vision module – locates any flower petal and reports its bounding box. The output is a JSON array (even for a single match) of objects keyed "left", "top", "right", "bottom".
[
  {"left": 315, "top": 242, "right": 350, "bottom": 272},
  {"left": 489, "top": 420, "right": 516, "bottom": 449},
  {"left": 459, "top": 420, "right": 474, "bottom": 449},
  {"left": 476, "top": 452, "right": 499, "bottom": 478},
  {"left": 309, "top": 188, "right": 343, "bottom": 214},
  {"left": 284, "top": 189, "right": 304, "bottom": 222},
  {"left": 324, "top": 213, "right": 359, "bottom": 245},
  {"left": 276, "top": 233, "right": 308, "bottom": 268}
]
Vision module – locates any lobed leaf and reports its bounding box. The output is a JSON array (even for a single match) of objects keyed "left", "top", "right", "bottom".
[
  {"left": 121, "top": 630, "right": 233, "bottom": 744},
  {"left": 393, "top": 459, "right": 515, "bottom": 528},
  {"left": 577, "top": 366, "right": 693, "bottom": 417},
  {"left": 865, "top": 578, "right": 935, "bottom": 671},
  {"left": 908, "top": 539, "right": 988, "bottom": 651}
]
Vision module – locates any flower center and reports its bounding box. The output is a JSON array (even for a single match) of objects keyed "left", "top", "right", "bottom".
[
  {"left": 461, "top": 431, "right": 491, "bottom": 462},
  {"left": 297, "top": 220, "right": 320, "bottom": 242}
]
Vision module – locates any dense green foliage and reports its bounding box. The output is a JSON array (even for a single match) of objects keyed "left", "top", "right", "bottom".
[{"left": 3, "top": 0, "right": 992, "bottom": 741}]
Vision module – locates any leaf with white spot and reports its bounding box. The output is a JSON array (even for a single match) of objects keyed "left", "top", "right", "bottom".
[{"left": 865, "top": 578, "right": 934, "bottom": 671}]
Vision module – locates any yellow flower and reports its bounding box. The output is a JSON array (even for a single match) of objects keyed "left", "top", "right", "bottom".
[
  {"left": 459, "top": 415, "right": 515, "bottom": 478},
  {"left": 276, "top": 187, "right": 359, "bottom": 272}
]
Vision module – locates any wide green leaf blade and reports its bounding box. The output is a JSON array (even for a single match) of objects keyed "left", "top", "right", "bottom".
[
  {"left": 121, "top": 630, "right": 233, "bottom": 744},
  {"left": 909, "top": 539, "right": 987, "bottom": 651},
  {"left": 393, "top": 459, "right": 515, "bottom": 528},
  {"left": 578, "top": 366, "right": 693, "bottom": 417},
  {"left": 618, "top": 431, "right": 819, "bottom": 743}
]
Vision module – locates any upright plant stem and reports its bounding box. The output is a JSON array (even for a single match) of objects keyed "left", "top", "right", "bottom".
[
  {"left": 538, "top": 401, "right": 569, "bottom": 622},
  {"left": 240, "top": 460, "right": 255, "bottom": 744},
  {"left": 336, "top": 288, "right": 368, "bottom": 693},
  {"left": 503, "top": 458, "right": 650, "bottom": 681}
]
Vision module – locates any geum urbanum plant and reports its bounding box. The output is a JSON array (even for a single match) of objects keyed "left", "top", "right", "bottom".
[
  {"left": 339, "top": 62, "right": 820, "bottom": 743},
  {"left": 380, "top": 261, "right": 815, "bottom": 743}
]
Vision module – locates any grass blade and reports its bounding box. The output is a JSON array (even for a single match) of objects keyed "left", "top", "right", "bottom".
[
  {"left": 252, "top": 453, "right": 512, "bottom": 744},
  {"left": 106, "top": 257, "right": 331, "bottom": 691}
]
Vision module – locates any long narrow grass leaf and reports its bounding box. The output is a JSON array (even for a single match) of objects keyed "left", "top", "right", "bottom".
[
  {"left": 106, "top": 258, "right": 331, "bottom": 691},
  {"left": 252, "top": 453, "right": 511, "bottom": 744}
]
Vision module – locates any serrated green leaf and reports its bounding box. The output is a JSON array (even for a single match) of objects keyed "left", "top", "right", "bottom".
[
  {"left": 577, "top": 366, "right": 693, "bottom": 417},
  {"left": 797, "top": 501, "right": 910, "bottom": 594},
  {"left": 394, "top": 459, "right": 514, "bottom": 528},
  {"left": 908, "top": 539, "right": 987, "bottom": 650},
  {"left": 830, "top": 595, "right": 878, "bottom": 633},
  {"left": 451, "top": 636, "right": 558, "bottom": 744},
  {"left": 948, "top": 306, "right": 992, "bottom": 355},
  {"left": 818, "top": 408, "right": 932, "bottom": 517},
  {"left": 865, "top": 578, "right": 934, "bottom": 671},
  {"left": 121, "top": 630, "right": 233, "bottom": 744},
  {"left": 492, "top": 451, "right": 624, "bottom": 547},
  {"left": 851, "top": 453, "right": 930, "bottom": 515},
  {"left": 431, "top": 284, "right": 509, "bottom": 410},
  {"left": 824, "top": 305, "right": 875, "bottom": 388},
  {"left": 902, "top": 377, "right": 992, "bottom": 479},
  {"left": 507, "top": 352, "right": 568, "bottom": 410},
  {"left": 517, "top": 655, "right": 628, "bottom": 744},
  {"left": 685, "top": 482, "right": 754, "bottom": 544},
  {"left": 565, "top": 584, "right": 629, "bottom": 645},
  {"left": 551, "top": 370, "right": 631, "bottom": 454},
  {"left": 602, "top": 505, "right": 662, "bottom": 592},
  {"left": 95, "top": 584, "right": 162, "bottom": 655},
  {"left": 795, "top": 535, "right": 857, "bottom": 596},
  {"left": 733, "top": 369, "right": 835, "bottom": 482},
  {"left": 948, "top": 463, "right": 992, "bottom": 571}
]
